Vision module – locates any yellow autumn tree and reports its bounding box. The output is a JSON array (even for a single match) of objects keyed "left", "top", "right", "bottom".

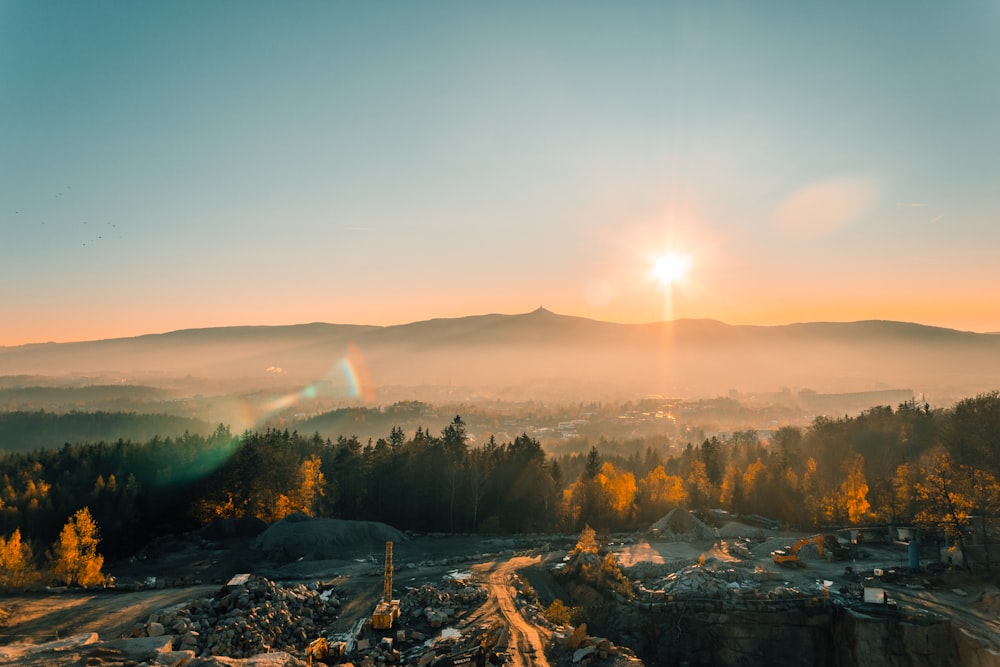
[
  {"left": 719, "top": 464, "right": 742, "bottom": 509},
  {"left": 295, "top": 454, "right": 326, "bottom": 516},
  {"left": 840, "top": 453, "right": 871, "bottom": 524},
  {"left": 268, "top": 494, "right": 296, "bottom": 523},
  {"left": 573, "top": 524, "right": 599, "bottom": 555},
  {"left": 637, "top": 465, "right": 687, "bottom": 520},
  {"left": 0, "top": 528, "right": 39, "bottom": 591},
  {"left": 742, "top": 458, "right": 767, "bottom": 511},
  {"left": 915, "top": 448, "right": 1000, "bottom": 570},
  {"left": 194, "top": 493, "right": 240, "bottom": 521},
  {"left": 685, "top": 459, "right": 714, "bottom": 510},
  {"left": 50, "top": 507, "right": 104, "bottom": 588},
  {"left": 260, "top": 454, "right": 328, "bottom": 522},
  {"left": 596, "top": 462, "right": 637, "bottom": 523},
  {"left": 561, "top": 481, "right": 583, "bottom": 527}
]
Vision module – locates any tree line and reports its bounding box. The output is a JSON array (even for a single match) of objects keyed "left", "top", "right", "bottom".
[
  {"left": 1, "top": 393, "right": 999, "bottom": 588},
  {"left": 0, "top": 409, "right": 214, "bottom": 453}
]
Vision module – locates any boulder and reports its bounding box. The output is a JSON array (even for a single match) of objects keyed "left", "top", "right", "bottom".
[{"left": 156, "top": 649, "right": 197, "bottom": 667}]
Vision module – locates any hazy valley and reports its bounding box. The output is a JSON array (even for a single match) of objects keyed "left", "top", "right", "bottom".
[
  {"left": 3, "top": 308, "right": 997, "bottom": 411},
  {"left": 3, "top": 311, "right": 1000, "bottom": 667}
]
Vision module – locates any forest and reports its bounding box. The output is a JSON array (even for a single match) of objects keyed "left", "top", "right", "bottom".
[
  {"left": 0, "top": 410, "right": 214, "bottom": 453},
  {"left": 1, "top": 392, "right": 999, "bottom": 586}
]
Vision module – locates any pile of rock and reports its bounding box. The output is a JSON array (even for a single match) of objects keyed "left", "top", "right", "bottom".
[
  {"left": 639, "top": 563, "right": 772, "bottom": 600},
  {"left": 621, "top": 558, "right": 698, "bottom": 582},
  {"left": 133, "top": 576, "right": 342, "bottom": 659},
  {"left": 400, "top": 579, "right": 486, "bottom": 628},
  {"left": 354, "top": 635, "right": 404, "bottom": 665},
  {"left": 649, "top": 508, "right": 717, "bottom": 542},
  {"left": 559, "top": 624, "right": 637, "bottom": 665},
  {"left": 400, "top": 622, "right": 509, "bottom": 667}
]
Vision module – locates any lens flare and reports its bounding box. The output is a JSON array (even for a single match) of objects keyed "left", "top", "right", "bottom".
[
  {"left": 338, "top": 343, "right": 375, "bottom": 404},
  {"left": 254, "top": 343, "right": 375, "bottom": 425}
]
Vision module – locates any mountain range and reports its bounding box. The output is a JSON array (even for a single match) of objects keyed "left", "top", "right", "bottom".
[{"left": 2, "top": 308, "right": 998, "bottom": 403}]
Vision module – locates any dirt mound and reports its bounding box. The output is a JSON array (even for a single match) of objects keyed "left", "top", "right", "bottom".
[
  {"left": 650, "top": 508, "right": 716, "bottom": 541},
  {"left": 199, "top": 516, "right": 269, "bottom": 540},
  {"left": 717, "top": 521, "right": 772, "bottom": 539},
  {"left": 254, "top": 513, "right": 405, "bottom": 559}
]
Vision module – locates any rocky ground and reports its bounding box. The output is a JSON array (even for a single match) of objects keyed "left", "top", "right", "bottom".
[
  {"left": 1, "top": 512, "right": 999, "bottom": 666},
  {"left": 0, "top": 516, "right": 567, "bottom": 667}
]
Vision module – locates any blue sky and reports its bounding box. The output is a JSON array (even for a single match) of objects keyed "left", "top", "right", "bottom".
[{"left": 3, "top": 1, "right": 999, "bottom": 344}]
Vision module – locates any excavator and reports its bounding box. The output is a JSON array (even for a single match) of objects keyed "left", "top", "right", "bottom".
[
  {"left": 306, "top": 638, "right": 329, "bottom": 667},
  {"left": 770, "top": 534, "right": 826, "bottom": 566},
  {"left": 371, "top": 541, "right": 401, "bottom": 630}
]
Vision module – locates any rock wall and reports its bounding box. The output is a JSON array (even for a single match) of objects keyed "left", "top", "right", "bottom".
[
  {"left": 604, "top": 600, "right": 1000, "bottom": 667},
  {"left": 613, "top": 600, "right": 837, "bottom": 666},
  {"left": 834, "top": 608, "right": 1000, "bottom": 667}
]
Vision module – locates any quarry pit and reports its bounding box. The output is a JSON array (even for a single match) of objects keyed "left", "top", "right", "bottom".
[{"left": 1, "top": 514, "right": 999, "bottom": 667}]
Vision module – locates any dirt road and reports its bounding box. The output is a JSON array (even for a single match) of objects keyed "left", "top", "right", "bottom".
[
  {"left": 467, "top": 557, "right": 550, "bottom": 667},
  {"left": 0, "top": 586, "right": 217, "bottom": 646}
]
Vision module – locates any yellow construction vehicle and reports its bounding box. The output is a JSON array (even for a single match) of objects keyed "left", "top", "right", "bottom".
[
  {"left": 371, "top": 541, "right": 401, "bottom": 630},
  {"left": 306, "top": 637, "right": 329, "bottom": 666},
  {"left": 306, "top": 636, "right": 346, "bottom": 666},
  {"left": 771, "top": 534, "right": 826, "bottom": 566}
]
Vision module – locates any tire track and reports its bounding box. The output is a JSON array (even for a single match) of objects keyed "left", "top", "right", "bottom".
[{"left": 468, "top": 556, "right": 550, "bottom": 667}]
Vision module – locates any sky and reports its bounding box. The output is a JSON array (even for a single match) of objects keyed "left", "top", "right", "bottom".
[{"left": 3, "top": 1, "right": 1000, "bottom": 346}]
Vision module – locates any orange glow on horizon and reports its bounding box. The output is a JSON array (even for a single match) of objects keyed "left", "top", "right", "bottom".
[{"left": 5, "top": 281, "right": 1000, "bottom": 347}]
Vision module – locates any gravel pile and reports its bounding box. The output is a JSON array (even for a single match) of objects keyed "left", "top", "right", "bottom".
[
  {"left": 254, "top": 513, "right": 405, "bottom": 560},
  {"left": 649, "top": 508, "right": 716, "bottom": 542},
  {"left": 401, "top": 579, "right": 487, "bottom": 628},
  {"left": 635, "top": 563, "right": 785, "bottom": 601},
  {"left": 134, "top": 576, "right": 342, "bottom": 659}
]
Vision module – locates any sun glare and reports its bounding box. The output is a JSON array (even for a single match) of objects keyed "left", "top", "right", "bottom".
[{"left": 652, "top": 252, "right": 692, "bottom": 287}]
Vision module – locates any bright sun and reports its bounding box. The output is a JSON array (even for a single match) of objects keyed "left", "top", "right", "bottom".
[{"left": 652, "top": 251, "right": 692, "bottom": 287}]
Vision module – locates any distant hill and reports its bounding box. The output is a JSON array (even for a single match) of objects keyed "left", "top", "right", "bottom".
[
  {"left": 0, "top": 383, "right": 171, "bottom": 412},
  {"left": 1, "top": 308, "right": 998, "bottom": 403},
  {"left": 0, "top": 411, "right": 216, "bottom": 453}
]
